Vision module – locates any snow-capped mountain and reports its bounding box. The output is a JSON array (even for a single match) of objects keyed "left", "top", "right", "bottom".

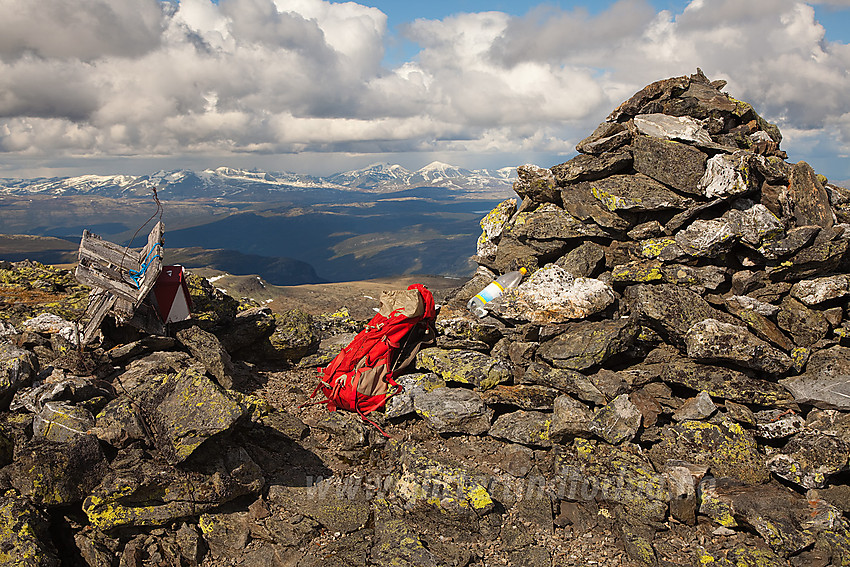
[{"left": 0, "top": 162, "right": 516, "bottom": 199}]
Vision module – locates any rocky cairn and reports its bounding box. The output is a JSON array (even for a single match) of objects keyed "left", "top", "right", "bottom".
[{"left": 3, "top": 69, "right": 850, "bottom": 566}]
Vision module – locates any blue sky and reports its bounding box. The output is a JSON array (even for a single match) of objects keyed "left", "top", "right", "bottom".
[{"left": 1, "top": 0, "right": 849, "bottom": 182}]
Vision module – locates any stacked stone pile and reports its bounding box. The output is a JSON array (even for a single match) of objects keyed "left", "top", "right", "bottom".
[
  {"left": 3, "top": 69, "right": 850, "bottom": 566},
  {"left": 409, "top": 69, "right": 850, "bottom": 565}
]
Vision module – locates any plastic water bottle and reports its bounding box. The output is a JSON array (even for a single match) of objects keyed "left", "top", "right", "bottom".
[{"left": 467, "top": 267, "right": 527, "bottom": 318}]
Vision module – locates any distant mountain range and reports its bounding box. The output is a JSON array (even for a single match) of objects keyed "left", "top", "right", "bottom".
[{"left": 0, "top": 162, "right": 517, "bottom": 200}]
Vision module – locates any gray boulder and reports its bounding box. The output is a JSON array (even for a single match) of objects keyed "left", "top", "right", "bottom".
[
  {"left": 413, "top": 387, "right": 492, "bottom": 435},
  {"left": 551, "top": 150, "right": 632, "bottom": 185},
  {"left": 684, "top": 318, "right": 793, "bottom": 375},
  {"left": 550, "top": 395, "right": 593, "bottom": 442},
  {"left": 415, "top": 347, "right": 511, "bottom": 391},
  {"left": 476, "top": 198, "right": 517, "bottom": 258},
  {"left": 788, "top": 161, "right": 834, "bottom": 228},
  {"left": 588, "top": 394, "right": 642, "bottom": 445},
  {"left": 789, "top": 274, "right": 850, "bottom": 305},
  {"left": 631, "top": 134, "right": 707, "bottom": 195},
  {"left": 513, "top": 165, "right": 558, "bottom": 205},
  {"left": 697, "top": 152, "right": 759, "bottom": 199},
  {"left": 675, "top": 218, "right": 738, "bottom": 258},
  {"left": 538, "top": 318, "right": 638, "bottom": 371},
  {"left": 589, "top": 173, "right": 694, "bottom": 212},
  {"left": 576, "top": 122, "right": 631, "bottom": 155},
  {"left": 489, "top": 410, "right": 552, "bottom": 448},
  {"left": 0, "top": 341, "right": 37, "bottom": 409}
]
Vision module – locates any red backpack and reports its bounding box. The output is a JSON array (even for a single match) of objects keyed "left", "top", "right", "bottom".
[{"left": 306, "top": 284, "right": 437, "bottom": 433}]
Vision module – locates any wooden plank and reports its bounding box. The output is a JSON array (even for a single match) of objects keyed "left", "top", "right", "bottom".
[
  {"left": 75, "top": 264, "right": 141, "bottom": 305},
  {"left": 82, "top": 290, "right": 116, "bottom": 345},
  {"left": 79, "top": 231, "right": 142, "bottom": 271}
]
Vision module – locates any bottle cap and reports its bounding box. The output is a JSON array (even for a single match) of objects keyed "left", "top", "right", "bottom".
[{"left": 519, "top": 267, "right": 527, "bottom": 274}]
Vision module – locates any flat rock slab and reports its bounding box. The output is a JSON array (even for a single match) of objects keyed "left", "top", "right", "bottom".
[
  {"left": 790, "top": 274, "right": 850, "bottom": 305},
  {"left": 589, "top": 173, "right": 694, "bottom": 212},
  {"left": 675, "top": 218, "right": 738, "bottom": 258},
  {"left": 685, "top": 318, "right": 793, "bottom": 375},
  {"left": 489, "top": 410, "right": 552, "bottom": 448},
  {"left": 551, "top": 150, "right": 632, "bottom": 185},
  {"left": 633, "top": 113, "right": 713, "bottom": 146},
  {"left": 509, "top": 203, "right": 608, "bottom": 241},
  {"left": 520, "top": 363, "right": 606, "bottom": 405},
  {"left": 415, "top": 347, "right": 511, "bottom": 391},
  {"left": 631, "top": 134, "right": 707, "bottom": 195},
  {"left": 479, "top": 384, "right": 559, "bottom": 411},
  {"left": 781, "top": 346, "right": 850, "bottom": 409},
  {"left": 413, "top": 387, "right": 492, "bottom": 435},
  {"left": 648, "top": 419, "right": 769, "bottom": 485},
  {"left": 537, "top": 317, "right": 638, "bottom": 371}
]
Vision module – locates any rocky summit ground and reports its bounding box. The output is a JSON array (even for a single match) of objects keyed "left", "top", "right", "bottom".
[{"left": 4, "top": 69, "right": 850, "bottom": 567}]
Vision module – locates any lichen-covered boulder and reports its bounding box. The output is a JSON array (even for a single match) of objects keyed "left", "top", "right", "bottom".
[
  {"left": 589, "top": 173, "right": 694, "bottom": 212},
  {"left": 184, "top": 271, "right": 239, "bottom": 328},
  {"left": 489, "top": 410, "right": 552, "bottom": 448},
  {"left": 766, "top": 431, "right": 850, "bottom": 489},
  {"left": 648, "top": 419, "right": 769, "bottom": 485},
  {"left": 385, "top": 372, "right": 445, "bottom": 419},
  {"left": 393, "top": 443, "right": 494, "bottom": 532},
  {"left": 576, "top": 121, "right": 631, "bottom": 155},
  {"left": 0, "top": 490, "right": 60, "bottom": 567},
  {"left": 685, "top": 318, "right": 793, "bottom": 375},
  {"left": 476, "top": 198, "right": 517, "bottom": 258},
  {"left": 415, "top": 347, "right": 511, "bottom": 391},
  {"left": 537, "top": 317, "right": 638, "bottom": 371},
  {"left": 0, "top": 341, "right": 37, "bottom": 409},
  {"left": 176, "top": 325, "right": 235, "bottom": 389},
  {"left": 625, "top": 284, "right": 734, "bottom": 349},
  {"left": 9, "top": 435, "right": 108, "bottom": 507},
  {"left": 631, "top": 134, "right": 707, "bottom": 195},
  {"left": 722, "top": 200, "right": 784, "bottom": 248},
  {"left": 788, "top": 161, "right": 834, "bottom": 228},
  {"left": 91, "top": 396, "right": 148, "bottom": 449},
  {"left": 413, "top": 387, "right": 492, "bottom": 435},
  {"left": 588, "top": 394, "right": 642, "bottom": 445},
  {"left": 128, "top": 368, "right": 246, "bottom": 464},
  {"left": 491, "top": 265, "right": 614, "bottom": 324},
  {"left": 550, "top": 395, "right": 593, "bottom": 442},
  {"left": 83, "top": 444, "right": 264, "bottom": 530},
  {"left": 520, "top": 363, "right": 606, "bottom": 405}
]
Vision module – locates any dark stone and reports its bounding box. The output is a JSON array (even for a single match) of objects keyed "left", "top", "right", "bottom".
[
  {"left": 0, "top": 491, "right": 60, "bottom": 566},
  {"left": 788, "top": 161, "right": 834, "bottom": 228},
  {"left": 176, "top": 325, "right": 235, "bottom": 389},
  {"left": 576, "top": 122, "right": 631, "bottom": 155},
  {"left": 127, "top": 368, "right": 246, "bottom": 465},
  {"left": 413, "top": 387, "right": 492, "bottom": 435},
  {"left": 607, "top": 74, "right": 690, "bottom": 121},
  {"left": 489, "top": 410, "right": 552, "bottom": 447},
  {"left": 631, "top": 135, "right": 708, "bottom": 195},
  {"left": 216, "top": 306, "right": 276, "bottom": 353},
  {"left": 562, "top": 181, "right": 636, "bottom": 232},
  {"left": 589, "top": 173, "right": 695, "bottom": 212},
  {"left": 479, "top": 384, "right": 558, "bottom": 411},
  {"left": 520, "top": 363, "right": 606, "bottom": 405},
  {"left": 624, "top": 284, "right": 735, "bottom": 349},
  {"left": 649, "top": 419, "right": 769, "bottom": 484},
  {"left": 537, "top": 318, "right": 638, "bottom": 371},
  {"left": 508, "top": 203, "right": 608, "bottom": 242},
  {"left": 9, "top": 434, "right": 108, "bottom": 507},
  {"left": 0, "top": 341, "right": 37, "bottom": 410},
  {"left": 776, "top": 296, "right": 829, "bottom": 347},
  {"left": 513, "top": 164, "right": 560, "bottom": 205},
  {"left": 551, "top": 150, "right": 633, "bottom": 185}
]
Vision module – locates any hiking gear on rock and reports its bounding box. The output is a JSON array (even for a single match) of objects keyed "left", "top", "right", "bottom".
[{"left": 306, "top": 284, "right": 437, "bottom": 434}]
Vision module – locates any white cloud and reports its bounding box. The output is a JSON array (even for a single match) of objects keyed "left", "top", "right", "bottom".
[{"left": 0, "top": 0, "right": 848, "bottom": 178}]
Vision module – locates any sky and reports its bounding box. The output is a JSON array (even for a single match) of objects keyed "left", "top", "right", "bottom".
[{"left": 1, "top": 0, "right": 850, "bottom": 182}]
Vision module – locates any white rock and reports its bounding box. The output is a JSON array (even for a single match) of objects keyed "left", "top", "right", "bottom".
[
  {"left": 633, "top": 113, "right": 713, "bottom": 146},
  {"left": 698, "top": 152, "right": 757, "bottom": 199}
]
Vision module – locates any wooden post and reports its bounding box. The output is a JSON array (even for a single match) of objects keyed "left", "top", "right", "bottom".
[{"left": 74, "top": 221, "right": 165, "bottom": 344}]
